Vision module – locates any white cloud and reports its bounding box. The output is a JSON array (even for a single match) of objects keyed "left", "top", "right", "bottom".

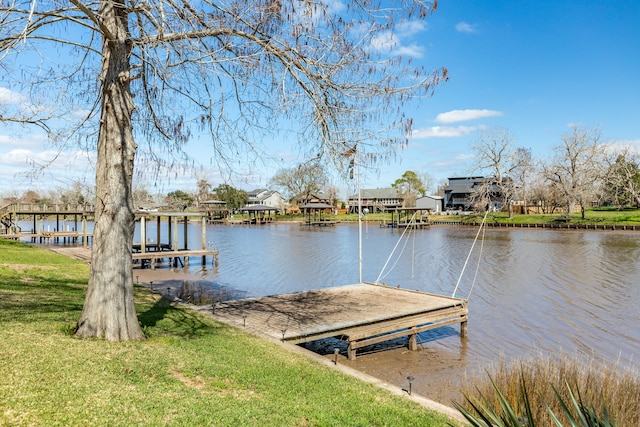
[
  {"left": 395, "top": 44, "right": 425, "bottom": 58},
  {"left": 0, "top": 132, "right": 51, "bottom": 150},
  {"left": 369, "top": 19, "right": 428, "bottom": 59},
  {"left": 455, "top": 22, "right": 477, "bottom": 33},
  {"left": 455, "top": 152, "right": 477, "bottom": 161},
  {"left": 410, "top": 125, "right": 481, "bottom": 139},
  {"left": 370, "top": 31, "right": 399, "bottom": 52},
  {"left": 602, "top": 139, "right": 640, "bottom": 155},
  {"left": 0, "top": 87, "right": 25, "bottom": 105},
  {"left": 435, "top": 109, "right": 503, "bottom": 124},
  {"left": 397, "top": 20, "right": 427, "bottom": 37},
  {"left": 0, "top": 148, "right": 33, "bottom": 165}
]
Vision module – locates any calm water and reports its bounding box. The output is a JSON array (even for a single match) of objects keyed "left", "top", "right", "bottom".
[
  {"left": 25, "top": 219, "right": 640, "bottom": 402},
  {"left": 188, "top": 222, "right": 639, "bottom": 402}
]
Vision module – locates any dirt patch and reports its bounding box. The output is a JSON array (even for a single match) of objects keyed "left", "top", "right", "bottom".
[{"left": 171, "top": 370, "right": 207, "bottom": 390}]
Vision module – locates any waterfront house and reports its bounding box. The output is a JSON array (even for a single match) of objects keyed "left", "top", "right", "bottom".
[
  {"left": 246, "top": 189, "right": 286, "bottom": 213},
  {"left": 443, "top": 176, "right": 509, "bottom": 211},
  {"left": 347, "top": 188, "right": 403, "bottom": 213}
]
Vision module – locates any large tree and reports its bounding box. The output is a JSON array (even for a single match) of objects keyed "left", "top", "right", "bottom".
[
  {"left": 213, "top": 183, "right": 247, "bottom": 210},
  {"left": 541, "top": 125, "right": 603, "bottom": 218},
  {"left": 269, "top": 162, "right": 326, "bottom": 202},
  {"left": 600, "top": 147, "right": 640, "bottom": 209},
  {"left": 391, "top": 170, "right": 425, "bottom": 207},
  {"left": 472, "top": 127, "right": 522, "bottom": 217},
  {"left": 1, "top": 0, "right": 446, "bottom": 340}
]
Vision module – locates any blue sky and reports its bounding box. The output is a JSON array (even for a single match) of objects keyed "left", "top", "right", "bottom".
[{"left": 1, "top": 0, "right": 639, "bottom": 198}]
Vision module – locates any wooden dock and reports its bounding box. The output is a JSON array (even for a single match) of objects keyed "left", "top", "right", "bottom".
[
  {"left": 205, "top": 282, "right": 468, "bottom": 360},
  {"left": 2, "top": 205, "right": 219, "bottom": 268},
  {"left": 44, "top": 246, "right": 219, "bottom": 268},
  {"left": 302, "top": 220, "right": 336, "bottom": 227}
]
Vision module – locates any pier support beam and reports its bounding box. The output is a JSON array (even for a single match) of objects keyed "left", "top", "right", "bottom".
[
  {"left": 408, "top": 327, "right": 418, "bottom": 351},
  {"left": 347, "top": 343, "right": 356, "bottom": 361},
  {"left": 460, "top": 320, "right": 468, "bottom": 338}
]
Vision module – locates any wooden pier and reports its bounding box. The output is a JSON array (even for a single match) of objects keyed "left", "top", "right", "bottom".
[
  {"left": 1, "top": 204, "right": 219, "bottom": 269},
  {"left": 0, "top": 203, "right": 93, "bottom": 246},
  {"left": 205, "top": 282, "right": 468, "bottom": 360},
  {"left": 302, "top": 219, "right": 336, "bottom": 227},
  {"left": 134, "top": 211, "right": 218, "bottom": 269},
  {"left": 300, "top": 203, "right": 336, "bottom": 227}
]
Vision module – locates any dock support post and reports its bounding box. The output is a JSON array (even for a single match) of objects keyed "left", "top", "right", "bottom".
[
  {"left": 156, "top": 216, "right": 161, "bottom": 248},
  {"left": 183, "top": 215, "right": 188, "bottom": 250},
  {"left": 172, "top": 216, "right": 179, "bottom": 252},
  {"left": 140, "top": 216, "right": 146, "bottom": 254},
  {"left": 82, "top": 216, "right": 88, "bottom": 248},
  {"left": 408, "top": 327, "right": 418, "bottom": 351},
  {"left": 347, "top": 342, "right": 357, "bottom": 360},
  {"left": 460, "top": 320, "right": 468, "bottom": 338},
  {"left": 201, "top": 217, "right": 207, "bottom": 266}
]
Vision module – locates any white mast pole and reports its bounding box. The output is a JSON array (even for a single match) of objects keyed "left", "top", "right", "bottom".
[{"left": 357, "top": 143, "right": 363, "bottom": 283}]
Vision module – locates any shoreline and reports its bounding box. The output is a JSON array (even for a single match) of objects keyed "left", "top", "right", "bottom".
[{"left": 129, "top": 265, "right": 466, "bottom": 423}]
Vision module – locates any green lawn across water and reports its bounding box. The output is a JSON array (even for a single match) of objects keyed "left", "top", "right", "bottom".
[
  {"left": 272, "top": 207, "right": 640, "bottom": 226},
  {"left": 0, "top": 239, "right": 456, "bottom": 426}
]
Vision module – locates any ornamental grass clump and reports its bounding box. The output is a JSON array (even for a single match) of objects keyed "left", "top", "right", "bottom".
[{"left": 454, "top": 354, "right": 639, "bottom": 426}]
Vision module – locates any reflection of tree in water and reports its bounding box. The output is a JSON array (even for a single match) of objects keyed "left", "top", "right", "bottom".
[{"left": 176, "top": 280, "right": 247, "bottom": 305}]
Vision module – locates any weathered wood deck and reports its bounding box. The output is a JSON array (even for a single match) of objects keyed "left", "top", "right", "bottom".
[
  {"left": 205, "top": 282, "right": 468, "bottom": 360},
  {"left": 132, "top": 249, "right": 219, "bottom": 269},
  {"left": 43, "top": 246, "right": 219, "bottom": 268}
]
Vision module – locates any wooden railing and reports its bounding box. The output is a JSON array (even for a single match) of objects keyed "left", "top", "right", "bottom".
[{"left": 1, "top": 203, "right": 95, "bottom": 213}]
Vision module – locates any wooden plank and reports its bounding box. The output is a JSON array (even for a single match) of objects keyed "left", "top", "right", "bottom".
[
  {"left": 348, "top": 316, "right": 468, "bottom": 350},
  {"left": 344, "top": 306, "right": 467, "bottom": 341},
  {"left": 132, "top": 249, "right": 217, "bottom": 259},
  {"left": 208, "top": 283, "right": 468, "bottom": 359}
]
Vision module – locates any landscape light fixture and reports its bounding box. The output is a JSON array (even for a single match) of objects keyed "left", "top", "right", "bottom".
[
  {"left": 333, "top": 348, "right": 340, "bottom": 365},
  {"left": 406, "top": 376, "right": 415, "bottom": 395}
]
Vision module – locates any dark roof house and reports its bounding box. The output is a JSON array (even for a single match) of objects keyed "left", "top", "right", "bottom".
[
  {"left": 443, "top": 176, "right": 508, "bottom": 211},
  {"left": 347, "top": 188, "right": 403, "bottom": 213}
]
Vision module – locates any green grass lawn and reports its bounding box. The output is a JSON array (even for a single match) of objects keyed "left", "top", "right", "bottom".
[
  {"left": 276, "top": 207, "right": 640, "bottom": 226},
  {"left": 0, "top": 239, "right": 456, "bottom": 426},
  {"left": 432, "top": 208, "right": 640, "bottom": 226}
]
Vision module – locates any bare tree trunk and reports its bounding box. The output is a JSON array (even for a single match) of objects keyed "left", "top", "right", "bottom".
[{"left": 76, "top": 1, "right": 144, "bottom": 340}]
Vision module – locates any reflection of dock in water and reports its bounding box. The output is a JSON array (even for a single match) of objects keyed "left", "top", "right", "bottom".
[{"left": 204, "top": 282, "right": 468, "bottom": 360}]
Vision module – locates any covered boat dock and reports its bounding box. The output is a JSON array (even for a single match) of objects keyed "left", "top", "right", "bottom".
[{"left": 300, "top": 202, "right": 336, "bottom": 226}]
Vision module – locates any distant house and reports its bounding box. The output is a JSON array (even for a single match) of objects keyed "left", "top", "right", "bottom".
[
  {"left": 347, "top": 188, "right": 403, "bottom": 213},
  {"left": 416, "top": 195, "right": 444, "bottom": 213},
  {"left": 291, "top": 192, "right": 332, "bottom": 206},
  {"left": 443, "top": 176, "right": 507, "bottom": 211},
  {"left": 287, "top": 192, "right": 334, "bottom": 214},
  {"left": 246, "top": 189, "right": 286, "bottom": 213},
  {"left": 201, "top": 199, "right": 229, "bottom": 222}
]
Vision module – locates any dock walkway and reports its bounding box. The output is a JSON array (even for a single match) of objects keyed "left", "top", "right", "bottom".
[{"left": 204, "top": 282, "right": 468, "bottom": 360}]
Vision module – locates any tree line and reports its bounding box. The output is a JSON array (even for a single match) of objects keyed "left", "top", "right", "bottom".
[
  {"left": 5, "top": 125, "right": 639, "bottom": 218},
  {"left": 469, "top": 125, "right": 640, "bottom": 218}
]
